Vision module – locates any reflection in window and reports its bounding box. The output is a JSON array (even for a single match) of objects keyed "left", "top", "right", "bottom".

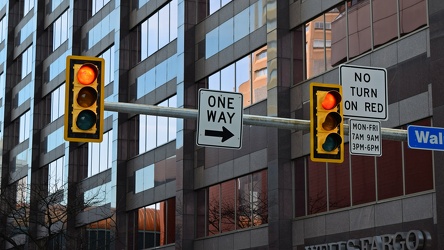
[
  {"left": 137, "top": 54, "right": 177, "bottom": 98},
  {"left": 87, "top": 10, "right": 118, "bottom": 49},
  {"left": 197, "top": 170, "right": 268, "bottom": 237},
  {"left": 206, "top": 0, "right": 265, "bottom": 58},
  {"left": 17, "top": 83, "right": 32, "bottom": 107},
  {"left": 294, "top": 118, "right": 434, "bottom": 217},
  {"left": 47, "top": 126, "right": 64, "bottom": 152},
  {"left": 305, "top": 0, "right": 427, "bottom": 79},
  {"left": 85, "top": 218, "right": 115, "bottom": 250},
  {"left": 13, "top": 150, "right": 29, "bottom": 174},
  {"left": 208, "top": 46, "right": 267, "bottom": 107},
  {"left": 21, "top": 46, "right": 33, "bottom": 79},
  {"left": 0, "top": 17, "right": 6, "bottom": 42},
  {"left": 53, "top": 11, "right": 68, "bottom": 51},
  {"left": 140, "top": 0, "right": 178, "bottom": 60},
  {"left": 84, "top": 182, "right": 113, "bottom": 209},
  {"left": 19, "top": 110, "right": 31, "bottom": 143},
  {"left": 49, "top": 51, "right": 69, "bottom": 82},
  {"left": 20, "top": 18, "right": 35, "bottom": 43},
  {"left": 51, "top": 0, "right": 63, "bottom": 11},
  {"left": 100, "top": 46, "right": 115, "bottom": 86},
  {"left": 139, "top": 96, "right": 176, "bottom": 153},
  {"left": 92, "top": 0, "right": 111, "bottom": 15},
  {"left": 209, "top": 0, "right": 232, "bottom": 15},
  {"left": 135, "top": 164, "right": 154, "bottom": 193},
  {"left": 88, "top": 130, "right": 113, "bottom": 177},
  {"left": 136, "top": 198, "right": 175, "bottom": 248},
  {"left": 24, "top": 0, "right": 34, "bottom": 16},
  {"left": 48, "top": 156, "right": 65, "bottom": 195},
  {"left": 51, "top": 84, "right": 65, "bottom": 122}
]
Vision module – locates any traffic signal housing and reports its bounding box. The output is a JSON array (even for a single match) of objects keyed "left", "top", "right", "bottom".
[
  {"left": 64, "top": 55, "right": 104, "bottom": 143},
  {"left": 310, "top": 82, "right": 344, "bottom": 163}
]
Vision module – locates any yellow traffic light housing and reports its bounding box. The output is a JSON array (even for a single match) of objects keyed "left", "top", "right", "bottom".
[
  {"left": 64, "top": 55, "right": 104, "bottom": 142},
  {"left": 310, "top": 82, "right": 344, "bottom": 163}
]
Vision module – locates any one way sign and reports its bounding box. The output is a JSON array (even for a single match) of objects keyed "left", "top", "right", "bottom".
[{"left": 197, "top": 89, "right": 243, "bottom": 149}]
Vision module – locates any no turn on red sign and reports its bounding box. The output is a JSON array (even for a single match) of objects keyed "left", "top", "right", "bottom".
[{"left": 340, "top": 65, "right": 388, "bottom": 120}]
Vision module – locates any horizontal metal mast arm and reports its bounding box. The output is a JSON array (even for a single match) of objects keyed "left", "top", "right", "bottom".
[{"left": 104, "top": 101, "right": 407, "bottom": 142}]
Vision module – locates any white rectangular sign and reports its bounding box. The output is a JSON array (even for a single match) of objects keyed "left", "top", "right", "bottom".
[
  {"left": 340, "top": 65, "right": 388, "bottom": 120},
  {"left": 197, "top": 89, "right": 243, "bottom": 149},
  {"left": 349, "top": 119, "right": 382, "bottom": 156}
]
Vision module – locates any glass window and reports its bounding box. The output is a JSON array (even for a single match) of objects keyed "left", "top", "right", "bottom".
[
  {"left": 47, "top": 126, "right": 64, "bottom": 152},
  {"left": 85, "top": 218, "right": 114, "bottom": 250},
  {"left": 135, "top": 164, "right": 155, "bottom": 193},
  {"left": 88, "top": 130, "right": 113, "bottom": 177},
  {"left": 373, "top": 0, "right": 397, "bottom": 47},
  {"left": 17, "top": 83, "right": 32, "bottom": 107},
  {"left": 403, "top": 119, "right": 433, "bottom": 194},
  {"left": 24, "top": 0, "right": 34, "bottom": 16},
  {"left": 48, "top": 156, "right": 65, "bottom": 195},
  {"left": 148, "top": 12, "right": 159, "bottom": 57},
  {"left": 140, "top": 0, "right": 178, "bottom": 61},
  {"left": 99, "top": 46, "right": 115, "bottom": 86},
  {"left": 199, "top": 170, "right": 268, "bottom": 237},
  {"left": 21, "top": 46, "right": 33, "bottom": 79},
  {"left": 158, "top": 5, "right": 170, "bottom": 48},
  {"left": 208, "top": 46, "right": 266, "bottom": 107},
  {"left": 295, "top": 119, "right": 434, "bottom": 217},
  {"left": 209, "top": 0, "right": 233, "bottom": 15},
  {"left": 19, "top": 110, "right": 31, "bottom": 143},
  {"left": 136, "top": 198, "right": 175, "bottom": 248},
  {"left": 139, "top": 96, "right": 177, "bottom": 153},
  {"left": 92, "top": 0, "right": 110, "bottom": 15},
  {"left": 234, "top": 9, "right": 250, "bottom": 42},
  {"left": 53, "top": 11, "right": 68, "bottom": 51},
  {"left": 376, "top": 140, "right": 403, "bottom": 200},
  {"left": 306, "top": 0, "right": 427, "bottom": 79},
  {"left": 206, "top": 0, "right": 265, "bottom": 59},
  {"left": 51, "top": 84, "right": 65, "bottom": 122},
  {"left": 219, "top": 19, "right": 234, "bottom": 52},
  {"left": 0, "top": 17, "right": 6, "bottom": 42}
]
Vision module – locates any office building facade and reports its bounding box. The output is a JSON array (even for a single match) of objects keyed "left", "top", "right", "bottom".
[{"left": 0, "top": 0, "right": 441, "bottom": 249}]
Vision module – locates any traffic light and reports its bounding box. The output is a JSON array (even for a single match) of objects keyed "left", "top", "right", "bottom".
[
  {"left": 310, "top": 82, "right": 344, "bottom": 163},
  {"left": 64, "top": 55, "right": 104, "bottom": 143}
]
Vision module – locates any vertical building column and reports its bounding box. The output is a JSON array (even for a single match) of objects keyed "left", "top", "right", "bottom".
[
  {"left": 429, "top": 0, "right": 444, "bottom": 249},
  {"left": 266, "top": 0, "right": 293, "bottom": 249},
  {"left": 175, "top": 0, "right": 199, "bottom": 249}
]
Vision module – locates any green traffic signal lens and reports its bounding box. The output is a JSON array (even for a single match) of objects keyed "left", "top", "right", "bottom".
[
  {"left": 322, "top": 112, "right": 342, "bottom": 131},
  {"left": 76, "top": 110, "right": 97, "bottom": 130},
  {"left": 322, "top": 133, "right": 342, "bottom": 152},
  {"left": 77, "top": 87, "right": 98, "bottom": 108}
]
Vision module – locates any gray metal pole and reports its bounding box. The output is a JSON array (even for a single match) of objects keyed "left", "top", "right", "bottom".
[{"left": 104, "top": 101, "right": 407, "bottom": 142}]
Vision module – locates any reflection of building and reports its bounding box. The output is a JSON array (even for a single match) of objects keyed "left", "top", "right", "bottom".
[
  {"left": 238, "top": 46, "right": 268, "bottom": 106},
  {"left": 0, "top": 0, "right": 443, "bottom": 249},
  {"left": 305, "top": 10, "right": 339, "bottom": 78}
]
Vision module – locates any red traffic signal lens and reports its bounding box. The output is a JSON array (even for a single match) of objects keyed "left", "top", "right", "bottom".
[
  {"left": 76, "top": 110, "right": 97, "bottom": 130},
  {"left": 77, "top": 64, "right": 98, "bottom": 85},
  {"left": 322, "top": 91, "right": 341, "bottom": 110},
  {"left": 322, "top": 112, "right": 342, "bottom": 131},
  {"left": 322, "top": 133, "right": 342, "bottom": 152},
  {"left": 77, "top": 87, "right": 98, "bottom": 108}
]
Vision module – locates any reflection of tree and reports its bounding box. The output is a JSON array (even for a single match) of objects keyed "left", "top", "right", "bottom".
[
  {"left": 0, "top": 178, "right": 115, "bottom": 250},
  {"left": 207, "top": 181, "right": 268, "bottom": 235},
  {"left": 307, "top": 191, "right": 345, "bottom": 214}
]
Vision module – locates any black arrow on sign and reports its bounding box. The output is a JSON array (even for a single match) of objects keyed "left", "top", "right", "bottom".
[{"left": 205, "top": 126, "right": 234, "bottom": 142}]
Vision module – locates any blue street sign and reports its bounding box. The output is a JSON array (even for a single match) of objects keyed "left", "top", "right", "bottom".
[{"left": 407, "top": 125, "right": 444, "bottom": 151}]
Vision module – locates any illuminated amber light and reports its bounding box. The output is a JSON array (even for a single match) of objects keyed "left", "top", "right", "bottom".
[{"left": 77, "top": 64, "right": 97, "bottom": 85}]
